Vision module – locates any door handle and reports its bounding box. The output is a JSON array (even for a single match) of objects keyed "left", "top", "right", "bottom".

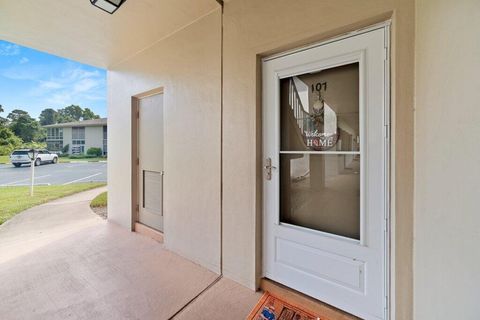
[{"left": 264, "top": 157, "right": 277, "bottom": 180}]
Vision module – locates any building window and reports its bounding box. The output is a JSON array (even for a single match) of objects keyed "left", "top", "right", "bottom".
[
  {"left": 46, "top": 128, "right": 63, "bottom": 151},
  {"left": 72, "top": 126, "right": 85, "bottom": 140},
  {"left": 72, "top": 127, "right": 85, "bottom": 154},
  {"left": 103, "top": 125, "right": 108, "bottom": 156},
  {"left": 47, "top": 141, "right": 63, "bottom": 151},
  {"left": 47, "top": 128, "right": 63, "bottom": 140}
]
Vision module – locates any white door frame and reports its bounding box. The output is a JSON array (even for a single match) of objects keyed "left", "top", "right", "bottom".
[
  {"left": 131, "top": 87, "right": 165, "bottom": 233},
  {"left": 262, "top": 22, "right": 391, "bottom": 320}
]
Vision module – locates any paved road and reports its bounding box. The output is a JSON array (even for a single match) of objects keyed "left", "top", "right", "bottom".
[{"left": 0, "top": 162, "right": 107, "bottom": 186}]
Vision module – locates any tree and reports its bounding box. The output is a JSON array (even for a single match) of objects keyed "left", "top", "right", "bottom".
[
  {"left": 8, "top": 111, "right": 41, "bottom": 143},
  {"left": 56, "top": 105, "right": 100, "bottom": 123},
  {"left": 82, "top": 108, "right": 100, "bottom": 120},
  {"left": 0, "top": 126, "right": 21, "bottom": 145},
  {"left": 0, "top": 105, "right": 7, "bottom": 127},
  {"left": 6, "top": 109, "right": 29, "bottom": 122},
  {"left": 57, "top": 105, "right": 83, "bottom": 123},
  {"left": 35, "top": 127, "right": 47, "bottom": 142},
  {"left": 0, "top": 126, "right": 23, "bottom": 156},
  {"left": 39, "top": 108, "right": 58, "bottom": 125},
  {"left": 40, "top": 105, "right": 100, "bottom": 124}
]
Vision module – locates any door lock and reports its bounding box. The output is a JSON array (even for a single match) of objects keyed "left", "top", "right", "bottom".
[{"left": 264, "top": 157, "right": 277, "bottom": 180}]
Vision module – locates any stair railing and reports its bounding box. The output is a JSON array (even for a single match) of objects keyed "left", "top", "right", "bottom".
[{"left": 289, "top": 79, "right": 312, "bottom": 135}]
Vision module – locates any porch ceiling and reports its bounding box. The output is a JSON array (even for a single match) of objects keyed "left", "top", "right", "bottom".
[{"left": 0, "top": 0, "right": 218, "bottom": 68}]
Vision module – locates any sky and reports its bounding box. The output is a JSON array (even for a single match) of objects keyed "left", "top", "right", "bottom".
[{"left": 0, "top": 40, "right": 107, "bottom": 119}]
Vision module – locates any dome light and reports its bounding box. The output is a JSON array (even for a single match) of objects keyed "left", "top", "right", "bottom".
[{"left": 90, "top": 0, "right": 127, "bottom": 14}]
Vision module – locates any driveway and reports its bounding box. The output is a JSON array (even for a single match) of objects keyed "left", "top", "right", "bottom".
[
  {"left": 0, "top": 187, "right": 260, "bottom": 320},
  {"left": 0, "top": 162, "right": 107, "bottom": 186}
]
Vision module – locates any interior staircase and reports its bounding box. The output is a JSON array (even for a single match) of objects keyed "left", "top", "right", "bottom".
[{"left": 288, "top": 78, "right": 313, "bottom": 140}]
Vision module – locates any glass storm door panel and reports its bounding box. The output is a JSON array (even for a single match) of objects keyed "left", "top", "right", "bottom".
[
  {"left": 279, "top": 63, "right": 361, "bottom": 240},
  {"left": 138, "top": 93, "right": 164, "bottom": 232},
  {"left": 263, "top": 27, "right": 388, "bottom": 320}
]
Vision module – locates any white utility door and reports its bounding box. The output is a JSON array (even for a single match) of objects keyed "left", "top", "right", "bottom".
[
  {"left": 263, "top": 27, "right": 388, "bottom": 320},
  {"left": 138, "top": 93, "right": 164, "bottom": 232}
]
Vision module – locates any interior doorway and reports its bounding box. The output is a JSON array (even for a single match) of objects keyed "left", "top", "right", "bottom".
[{"left": 262, "top": 26, "right": 390, "bottom": 320}]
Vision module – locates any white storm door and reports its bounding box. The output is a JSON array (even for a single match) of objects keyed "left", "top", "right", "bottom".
[
  {"left": 263, "top": 27, "right": 388, "bottom": 320},
  {"left": 138, "top": 93, "right": 164, "bottom": 232}
]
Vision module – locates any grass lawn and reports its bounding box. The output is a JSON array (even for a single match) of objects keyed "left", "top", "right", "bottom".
[
  {"left": 0, "top": 156, "right": 107, "bottom": 164},
  {"left": 0, "top": 183, "right": 106, "bottom": 225},
  {"left": 90, "top": 191, "right": 107, "bottom": 208},
  {"left": 0, "top": 155, "right": 10, "bottom": 164}
]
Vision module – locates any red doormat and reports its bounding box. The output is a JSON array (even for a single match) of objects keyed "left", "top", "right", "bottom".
[{"left": 247, "top": 292, "right": 325, "bottom": 320}]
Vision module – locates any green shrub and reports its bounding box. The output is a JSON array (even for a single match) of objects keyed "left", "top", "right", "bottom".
[
  {"left": 68, "top": 154, "right": 99, "bottom": 159},
  {"left": 0, "top": 127, "right": 23, "bottom": 156},
  {"left": 0, "top": 145, "right": 16, "bottom": 156},
  {"left": 62, "top": 144, "right": 70, "bottom": 154},
  {"left": 87, "top": 147, "right": 102, "bottom": 157},
  {"left": 21, "top": 141, "right": 47, "bottom": 150}
]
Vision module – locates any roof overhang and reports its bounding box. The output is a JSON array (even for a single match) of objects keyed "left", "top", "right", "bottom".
[
  {"left": 0, "top": 0, "right": 219, "bottom": 68},
  {"left": 43, "top": 118, "right": 108, "bottom": 128}
]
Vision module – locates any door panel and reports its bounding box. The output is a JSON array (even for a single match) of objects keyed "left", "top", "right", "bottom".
[
  {"left": 138, "top": 93, "right": 164, "bottom": 232},
  {"left": 263, "top": 28, "right": 388, "bottom": 320}
]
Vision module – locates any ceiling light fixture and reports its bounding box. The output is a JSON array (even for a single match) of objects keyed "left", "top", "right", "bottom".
[{"left": 90, "top": 0, "right": 127, "bottom": 14}]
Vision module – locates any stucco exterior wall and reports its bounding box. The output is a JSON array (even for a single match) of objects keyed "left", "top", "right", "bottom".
[
  {"left": 107, "top": 10, "right": 222, "bottom": 273},
  {"left": 85, "top": 126, "right": 104, "bottom": 153},
  {"left": 106, "top": 1, "right": 415, "bottom": 318},
  {"left": 415, "top": 0, "right": 480, "bottom": 319},
  {"left": 10, "top": 0, "right": 480, "bottom": 318},
  {"left": 221, "top": 1, "right": 414, "bottom": 319}
]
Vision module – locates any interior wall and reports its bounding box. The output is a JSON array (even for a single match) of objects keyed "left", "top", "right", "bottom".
[
  {"left": 415, "top": 0, "right": 480, "bottom": 319},
  {"left": 222, "top": 1, "right": 414, "bottom": 319},
  {"left": 107, "top": 10, "right": 222, "bottom": 273}
]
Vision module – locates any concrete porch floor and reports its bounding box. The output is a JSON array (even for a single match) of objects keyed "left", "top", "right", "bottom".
[{"left": 0, "top": 187, "right": 260, "bottom": 320}]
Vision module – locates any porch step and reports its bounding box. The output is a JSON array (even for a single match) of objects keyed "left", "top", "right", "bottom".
[{"left": 259, "top": 278, "right": 360, "bottom": 320}]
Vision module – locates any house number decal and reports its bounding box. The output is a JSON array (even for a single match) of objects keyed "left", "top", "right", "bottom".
[
  {"left": 305, "top": 81, "right": 337, "bottom": 150},
  {"left": 311, "top": 82, "right": 328, "bottom": 93}
]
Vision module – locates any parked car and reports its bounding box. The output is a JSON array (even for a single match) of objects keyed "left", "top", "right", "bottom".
[{"left": 10, "top": 149, "right": 59, "bottom": 167}]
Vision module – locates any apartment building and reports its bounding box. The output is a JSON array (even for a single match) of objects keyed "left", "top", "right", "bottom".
[{"left": 44, "top": 118, "right": 107, "bottom": 155}]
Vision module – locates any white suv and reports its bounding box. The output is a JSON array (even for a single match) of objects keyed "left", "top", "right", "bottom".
[{"left": 10, "top": 149, "right": 59, "bottom": 167}]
